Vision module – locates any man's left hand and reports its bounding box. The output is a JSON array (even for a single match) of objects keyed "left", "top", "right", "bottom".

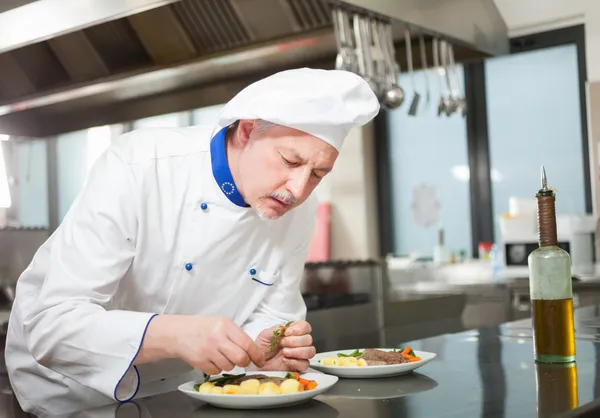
[{"left": 253, "top": 320, "right": 316, "bottom": 372}]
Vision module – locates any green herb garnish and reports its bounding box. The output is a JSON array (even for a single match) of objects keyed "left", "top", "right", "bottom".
[
  {"left": 269, "top": 321, "right": 293, "bottom": 350},
  {"left": 194, "top": 373, "right": 246, "bottom": 390},
  {"left": 337, "top": 349, "right": 363, "bottom": 358}
]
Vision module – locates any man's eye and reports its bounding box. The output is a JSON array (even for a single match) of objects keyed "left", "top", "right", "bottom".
[
  {"left": 281, "top": 156, "right": 298, "bottom": 166},
  {"left": 311, "top": 172, "right": 324, "bottom": 180}
]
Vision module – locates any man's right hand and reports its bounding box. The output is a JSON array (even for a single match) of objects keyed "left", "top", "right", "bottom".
[
  {"left": 172, "top": 315, "right": 265, "bottom": 374},
  {"left": 134, "top": 315, "right": 265, "bottom": 375}
]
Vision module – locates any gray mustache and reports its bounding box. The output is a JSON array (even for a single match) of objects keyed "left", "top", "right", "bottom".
[{"left": 268, "top": 192, "right": 297, "bottom": 205}]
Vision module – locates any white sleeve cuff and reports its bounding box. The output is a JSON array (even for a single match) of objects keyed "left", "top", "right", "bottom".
[
  {"left": 114, "top": 365, "right": 140, "bottom": 402},
  {"left": 114, "top": 313, "right": 158, "bottom": 402}
]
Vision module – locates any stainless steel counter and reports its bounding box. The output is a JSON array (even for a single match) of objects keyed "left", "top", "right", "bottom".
[
  {"left": 387, "top": 263, "right": 600, "bottom": 331},
  {"left": 5, "top": 259, "right": 600, "bottom": 417},
  {"left": 4, "top": 303, "right": 600, "bottom": 418}
]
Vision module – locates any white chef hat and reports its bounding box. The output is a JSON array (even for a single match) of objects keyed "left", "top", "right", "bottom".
[{"left": 213, "top": 67, "right": 380, "bottom": 151}]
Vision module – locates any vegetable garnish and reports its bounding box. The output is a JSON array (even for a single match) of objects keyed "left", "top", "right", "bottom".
[
  {"left": 329, "top": 347, "right": 422, "bottom": 365},
  {"left": 194, "top": 373, "right": 247, "bottom": 390},
  {"left": 285, "top": 372, "right": 318, "bottom": 391},
  {"left": 396, "top": 346, "right": 421, "bottom": 362},
  {"left": 269, "top": 321, "right": 293, "bottom": 350},
  {"left": 395, "top": 346, "right": 415, "bottom": 357},
  {"left": 337, "top": 349, "right": 363, "bottom": 358},
  {"left": 194, "top": 372, "right": 319, "bottom": 394}
]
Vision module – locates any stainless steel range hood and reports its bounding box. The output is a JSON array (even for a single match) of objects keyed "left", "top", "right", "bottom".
[{"left": 0, "top": 0, "right": 508, "bottom": 138}]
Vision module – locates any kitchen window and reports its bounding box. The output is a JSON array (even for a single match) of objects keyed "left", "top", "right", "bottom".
[
  {"left": 376, "top": 25, "right": 590, "bottom": 259},
  {"left": 385, "top": 65, "right": 473, "bottom": 258},
  {"left": 1, "top": 138, "right": 49, "bottom": 228},
  {"left": 485, "top": 43, "right": 587, "bottom": 240}
]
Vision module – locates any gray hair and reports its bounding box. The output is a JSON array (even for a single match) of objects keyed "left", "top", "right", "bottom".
[
  {"left": 228, "top": 119, "right": 279, "bottom": 138},
  {"left": 251, "top": 119, "right": 279, "bottom": 137}
]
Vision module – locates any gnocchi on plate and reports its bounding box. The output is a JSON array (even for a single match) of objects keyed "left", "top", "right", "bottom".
[{"left": 194, "top": 372, "right": 318, "bottom": 396}]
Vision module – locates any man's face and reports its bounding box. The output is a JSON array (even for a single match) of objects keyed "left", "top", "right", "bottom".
[{"left": 233, "top": 120, "right": 338, "bottom": 220}]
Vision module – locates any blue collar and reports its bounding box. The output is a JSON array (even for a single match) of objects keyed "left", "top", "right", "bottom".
[{"left": 210, "top": 127, "right": 248, "bottom": 207}]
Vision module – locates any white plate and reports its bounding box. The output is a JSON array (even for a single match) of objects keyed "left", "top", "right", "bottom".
[
  {"left": 309, "top": 348, "right": 436, "bottom": 379},
  {"left": 177, "top": 371, "right": 338, "bottom": 410}
]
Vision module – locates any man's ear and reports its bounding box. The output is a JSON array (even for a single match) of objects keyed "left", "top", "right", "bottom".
[{"left": 236, "top": 120, "right": 255, "bottom": 146}]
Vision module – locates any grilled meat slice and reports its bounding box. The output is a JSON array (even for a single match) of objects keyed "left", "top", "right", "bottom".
[{"left": 360, "top": 349, "right": 410, "bottom": 365}]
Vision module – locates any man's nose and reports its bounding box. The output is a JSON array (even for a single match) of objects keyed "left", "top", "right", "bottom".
[{"left": 287, "top": 170, "right": 311, "bottom": 201}]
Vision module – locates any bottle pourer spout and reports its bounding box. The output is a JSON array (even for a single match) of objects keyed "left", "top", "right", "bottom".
[
  {"left": 541, "top": 166, "right": 547, "bottom": 190},
  {"left": 538, "top": 166, "right": 553, "bottom": 196}
]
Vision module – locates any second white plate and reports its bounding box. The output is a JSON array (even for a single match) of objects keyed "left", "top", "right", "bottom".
[
  {"left": 309, "top": 348, "right": 436, "bottom": 378},
  {"left": 178, "top": 372, "right": 338, "bottom": 409}
]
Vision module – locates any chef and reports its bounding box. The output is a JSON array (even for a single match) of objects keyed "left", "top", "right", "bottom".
[{"left": 5, "top": 68, "right": 380, "bottom": 415}]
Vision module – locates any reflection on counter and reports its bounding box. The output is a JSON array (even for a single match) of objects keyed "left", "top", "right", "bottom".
[
  {"left": 302, "top": 260, "right": 380, "bottom": 311},
  {"left": 319, "top": 372, "right": 438, "bottom": 400},
  {"left": 535, "top": 363, "right": 579, "bottom": 418},
  {"left": 302, "top": 260, "right": 385, "bottom": 353},
  {"left": 55, "top": 392, "right": 342, "bottom": 418}
]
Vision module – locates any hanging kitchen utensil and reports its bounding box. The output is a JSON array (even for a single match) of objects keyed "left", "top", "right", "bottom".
[
  {"left": 332, "top": 8, "right": 345, "bottom": 70},
  {"left": 383, "top": 23, "right": 401, "bottom": 77},
  {"left": 447, "top": 41, "right": 461, "bottom": 116},
  {"left": 432, "top": 37, "right": 446, "bottom": 117},
  {"left": 341, "top": 9, "right": 359, "bottom": 73},
  {"left": 405, "top": 28, "right": 420, "bottom": 116},
  {"left": 362, "top": 16, "right": 380, "bottom": 96},
  {"left": 377, "top": 20, "right": 404, "bottom": 110},
  {"left": 447, "top": 43, "right": 467, "bottom": 117},
  {"left": 419, "top": 34, "right": 431, "bottom": 110},
  {"left": 353, "top": 14, "right": 379, "bottom": 96},
  {"left": 369, "top": 18, "right": 387, "bottom": 97},
  {"left": 439, "top": 39, "right": 454, "bottom": 116},
  {"left": 444, "top": 41, "right": 459, "bottom": 115},
  {"left": 332, "top": 8, "right": 357, "bottom": 73},
  {"left": 352, "top": 14, "right": 366, "bottom": 77}
]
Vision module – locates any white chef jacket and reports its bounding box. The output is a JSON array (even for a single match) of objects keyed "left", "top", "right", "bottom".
[{"left": 5, "top": 124, "right": 316, "bottom": 416}]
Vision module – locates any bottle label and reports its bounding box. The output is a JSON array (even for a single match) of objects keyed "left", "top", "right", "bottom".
[{"left": 529, "top": 251, "right": 572, "bottom": 300}]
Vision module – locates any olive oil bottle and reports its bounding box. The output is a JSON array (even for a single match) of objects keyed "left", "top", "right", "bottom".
[{"left": 527, "top": 166, "right": 576, "bottom": 363}]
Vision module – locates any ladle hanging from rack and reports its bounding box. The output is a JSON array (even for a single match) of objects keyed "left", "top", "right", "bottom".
[{"left": 377, "top": 19, "right": 404, "bottom": 110}]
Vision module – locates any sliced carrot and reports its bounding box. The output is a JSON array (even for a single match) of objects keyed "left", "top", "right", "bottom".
[
  {"left": 298, "top": 377, "right": 318, "bottom": 390},
  {"left": 402, "top": 346, "right": 412, "bottom": 356},
  {"left": 305, "top": 381, "right": 318, "bottom": 390}
]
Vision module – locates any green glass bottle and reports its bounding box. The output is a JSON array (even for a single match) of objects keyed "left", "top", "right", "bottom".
[{"left": 527, "top": 166, "right": 576, "bottom": 363}]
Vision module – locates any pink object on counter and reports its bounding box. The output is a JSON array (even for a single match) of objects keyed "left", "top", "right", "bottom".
[{"left": 306, "top": 202, "right": 331, "bottom": 262}]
